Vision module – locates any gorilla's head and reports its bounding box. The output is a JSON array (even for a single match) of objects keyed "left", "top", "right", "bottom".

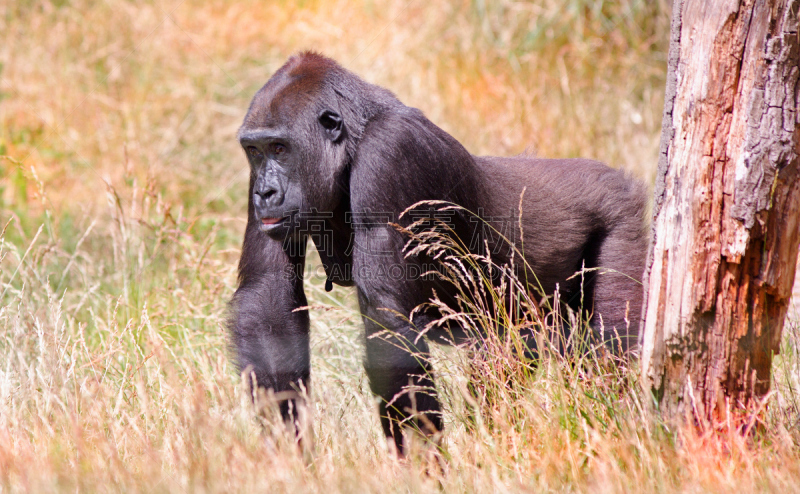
[{"left": 238, "top": 53, "right": 355, "bottom": 239}]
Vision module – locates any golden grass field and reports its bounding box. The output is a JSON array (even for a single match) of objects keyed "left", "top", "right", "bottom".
[{"left": 1, "top": 0, "right": 799, "bottom": 492}]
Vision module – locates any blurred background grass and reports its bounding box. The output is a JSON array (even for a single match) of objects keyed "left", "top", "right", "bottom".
[{"left": 1, "top": 0, "right": 799, "bottom": 492}]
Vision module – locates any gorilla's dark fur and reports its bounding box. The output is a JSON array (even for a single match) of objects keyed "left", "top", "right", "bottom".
[{"left": 229, "top": 52, "right": 647, "bottom": 452}]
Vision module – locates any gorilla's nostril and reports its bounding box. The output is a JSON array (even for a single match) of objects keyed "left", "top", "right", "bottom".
[{"left": 255, "top": 188, "right": 277, "bottom": 200}]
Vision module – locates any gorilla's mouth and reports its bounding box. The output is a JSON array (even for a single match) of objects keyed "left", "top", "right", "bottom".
[
  {"left": 256, "top": 212, "right": 294, "bottom": 233},
  {"left": 259, "top": 217, "right": 287, "bottom": 232}
]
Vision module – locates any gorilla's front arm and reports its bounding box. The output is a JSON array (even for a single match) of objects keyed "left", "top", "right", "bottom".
[
  {"left": 229, "top": 219, "right": 310, "bottom": 422},
  {"left": 351, "top": 224, "right": 442, "bottom": 451},
  {"left": 347, "top": 109, "right": 481, "bottom": 447}
]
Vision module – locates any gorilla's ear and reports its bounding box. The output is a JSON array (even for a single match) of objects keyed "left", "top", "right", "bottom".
[{"left": 318, "top": 110, "right": 345, "bottom": 143}]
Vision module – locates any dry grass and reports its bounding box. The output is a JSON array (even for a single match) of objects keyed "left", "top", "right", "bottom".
[{"left": 1, "top": 0, "right": 799, "bottom": 492}]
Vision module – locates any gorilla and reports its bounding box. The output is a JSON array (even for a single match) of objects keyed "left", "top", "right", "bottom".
[{"left": 229, "top": 52, "right": 647, "bottom": 453}]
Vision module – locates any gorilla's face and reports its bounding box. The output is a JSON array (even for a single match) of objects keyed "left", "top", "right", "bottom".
[{"left": 238, "top": 67, "right": 349, "bottom": 240}]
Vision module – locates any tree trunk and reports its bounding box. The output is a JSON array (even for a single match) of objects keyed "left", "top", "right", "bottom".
[{"left": 641, "top": 0, "right": 800, "bottom": 426}]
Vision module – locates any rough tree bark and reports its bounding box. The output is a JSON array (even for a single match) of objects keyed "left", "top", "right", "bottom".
[{"left": 641, "top": 0, "right": 800, "bottom": 426}]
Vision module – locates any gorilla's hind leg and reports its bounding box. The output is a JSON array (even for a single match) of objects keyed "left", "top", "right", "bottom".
[{"left": 590, "top": 223, "right": 647, "bottom": 354}]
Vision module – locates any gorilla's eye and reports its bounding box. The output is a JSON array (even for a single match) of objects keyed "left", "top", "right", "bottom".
[
  {"left": 270, "top": 143, "right": 287, "bottom": 156},
  {"left": 246, "top": 146, "right": 263, "bottom": 161}
]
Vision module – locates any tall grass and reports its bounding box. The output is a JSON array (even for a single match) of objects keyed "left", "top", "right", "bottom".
[{"left": 1, "top": 0, "right": 799, "bottom": 492}]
